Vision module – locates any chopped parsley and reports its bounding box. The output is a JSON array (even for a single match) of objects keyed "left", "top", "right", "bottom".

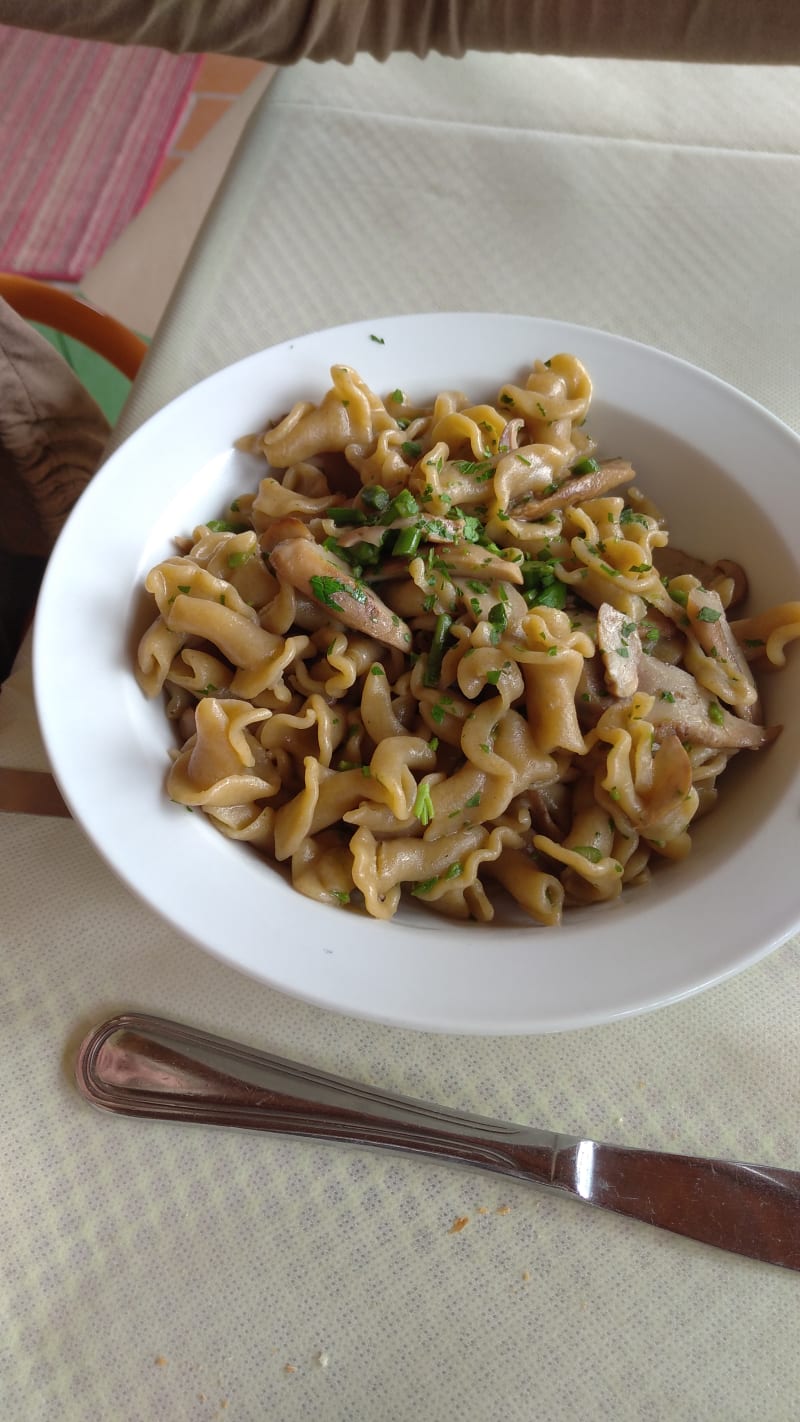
[
  {"left": 389, "top": 388, "right": 404, "bottom": 402},
  {"left": 708, "top": 701, "right": 725, "bottom": 725},
  {"left": 696, "top": 606, "right": 722, "bottom": 623},
  {"left": 459, "top": 513, "right": 482, "bottom": 543},
  {"left": 573, "top": 845, "right": 602, "bottom": 864},
  {"left": 444, "top": 862, "right": 463, "bottom": 880},
  {"left": 465, "top": 792, "right": 482, "bottom": 808},
  {"left": 227, "top": 550, "right": 252, "bottom": 568},
  {"left": 745, "top": 638, "right": 766, "bottom": 648},
  {"left": 488, "top": 602, "right": 508, "bottom": 632},
  {"left": 206, "top": 519, "right": 248, "bottom": 533},
  {"left": 370, "top": 664, "right": 385, "bottom": 676},
  {"left": 369, "top": 333, "right": 385, "bottom": 344},
  {"left": 619, "top": 507, "right": 649, "bottom": 527},
  {"left": 486, "top": 668, "right": 501, "bottom": 686},
  {"left": 402, "top": 440, "right": 422, "bottom": 460},
  {"left": 660, "top": 690, "right": 676, "bottom": 702},
  {"left": 572, "top": 457, "right": 600, "bottom": 474},
  {"left": 411, "top": 877, "right": 438, "bottom": 896},
  {"left": 309, "top": 574, "right": 366, "bottom": 611}
]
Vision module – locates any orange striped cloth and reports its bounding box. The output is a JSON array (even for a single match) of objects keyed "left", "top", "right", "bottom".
[{"left": 0, "top": 26, "right": 200, "bottom": 281}]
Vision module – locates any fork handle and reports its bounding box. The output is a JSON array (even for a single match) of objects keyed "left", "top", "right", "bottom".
[{"left": 76, "top": 1012, "right": 800, "bottom": 1271}]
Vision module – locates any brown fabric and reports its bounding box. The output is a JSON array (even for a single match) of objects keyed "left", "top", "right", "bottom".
[
  {"left": 1, "top": 0, "right": 799, "bottom": 65},
  {"left": 0, "top": 298, "right": 110, "bottom": 559}
]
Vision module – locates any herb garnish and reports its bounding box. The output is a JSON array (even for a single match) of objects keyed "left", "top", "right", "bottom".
[
  {"left": 412, "top": 781, "right": 435, "bottom": 826},
  {"left": 572, "top": 457, "right": 600, "bottom": 474},
  {"left": 309, "top": 574, "right": 366, "bottom": 611},
  {"left": 424, "top": 613, "right": 453, "bottom": 687}
]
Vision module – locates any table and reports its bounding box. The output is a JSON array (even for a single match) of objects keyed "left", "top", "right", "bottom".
[{"left": 3, "top": 51, "right": 800, "bottom": 1421}]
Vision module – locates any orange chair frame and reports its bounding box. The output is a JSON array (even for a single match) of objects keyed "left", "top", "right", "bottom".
[{"left": 0, "top": 273, "right": 147, "bottom": 381}]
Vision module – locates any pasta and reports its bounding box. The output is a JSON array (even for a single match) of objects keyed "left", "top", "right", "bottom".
[{"left": 136, "top": 355, "right": 800, "bottom": 925}]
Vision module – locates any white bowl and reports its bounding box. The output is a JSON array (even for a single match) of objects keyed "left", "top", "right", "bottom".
[{"left": 33, "top": 313, "right": 800, "bottom": 1033}]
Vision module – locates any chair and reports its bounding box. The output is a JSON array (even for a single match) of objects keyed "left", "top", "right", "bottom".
[{"left": 0, "top": 273, "right": 147, "bottom": 380}]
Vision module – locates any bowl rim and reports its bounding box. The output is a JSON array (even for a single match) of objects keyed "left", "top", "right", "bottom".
[{"left": 33, "top": 310, "right": 800, "bottom": 1034}]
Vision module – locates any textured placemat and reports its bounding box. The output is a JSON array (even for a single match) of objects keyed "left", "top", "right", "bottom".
[{"left": 4, "top": 50, "right": 800, "bottom": 1422}]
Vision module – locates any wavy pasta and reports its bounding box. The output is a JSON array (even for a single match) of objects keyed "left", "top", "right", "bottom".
[{"left": 136, "top": 355, "right": 799, "bottom": 925}]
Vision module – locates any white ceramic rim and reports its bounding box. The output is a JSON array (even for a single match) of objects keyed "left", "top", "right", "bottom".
[{"left": 33, "top": 312, "right": 800, "bottom": 1034}]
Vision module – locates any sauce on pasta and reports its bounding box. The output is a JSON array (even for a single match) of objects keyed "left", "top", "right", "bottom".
[{"left": 136, "top": 356, "right": 800, "bottom": 924}]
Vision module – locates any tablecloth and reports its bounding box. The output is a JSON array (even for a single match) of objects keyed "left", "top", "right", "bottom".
[{"left": 3, "top": 51, "right": 800, "bottom": 1421}]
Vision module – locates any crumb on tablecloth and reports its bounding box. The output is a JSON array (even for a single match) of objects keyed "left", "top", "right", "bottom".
[
  {"left": 448, "top": 1215, "right": 470, "bottom": 1234},
  {"left": 496, "top": 1205, "right": 511, "bottom": 1216},
  {"left": 316, "top": 1351, "right": 330, "bottom": 1369},
  {"left": 154, "top": 1356, "right": 168, "bottom": 1368}
]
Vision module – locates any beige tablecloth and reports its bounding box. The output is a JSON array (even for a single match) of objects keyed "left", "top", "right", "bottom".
[{"left": 3, "top": 52, "right": 800, "bottom": 1421}]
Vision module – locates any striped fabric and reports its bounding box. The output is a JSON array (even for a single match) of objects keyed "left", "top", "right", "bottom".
[{"left": 0, "top": 26, "right": 200, "bottom": 281}]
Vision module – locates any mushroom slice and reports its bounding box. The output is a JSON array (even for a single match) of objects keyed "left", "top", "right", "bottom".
[
  {"left": 638, "top": 608, "right": 683, "bottom": 665},
  {"left": 654, "top": 546, "right": 718, "bottom": 586},
  {"left": 712, "top": 559, "right": 748, "bottom": 610},
  {"left": 685, "top": 586, "right": 761, "bottom": 721},
  {"left": 523, "top": 782, "right": 572, "bottom": 837},
  {"left": 259, "top": 517, "right": 314, "bottom": 554},
  {"left": 637, "top": 730, "right": 694, "bottom": 836},
  {"left": 596, "top": 603, "right": 642, "bottom": 698},
  {"left": 511, "top": 458, "right": 635, "bottom": 521},
  {"left": 576, "top": 652, "right": 613, "bottom": 729},
  {"left": 268, "top": 538, "right": 412, "bottom": 651},
  {"left": 637, "top": 655, "right": 779, "bottom": 750},
  {"left": 654, "top": 547, "right": 748, "bottom": 609},
  {"left": 429, "top": 541, "right": 524, "bottom": 584}
]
